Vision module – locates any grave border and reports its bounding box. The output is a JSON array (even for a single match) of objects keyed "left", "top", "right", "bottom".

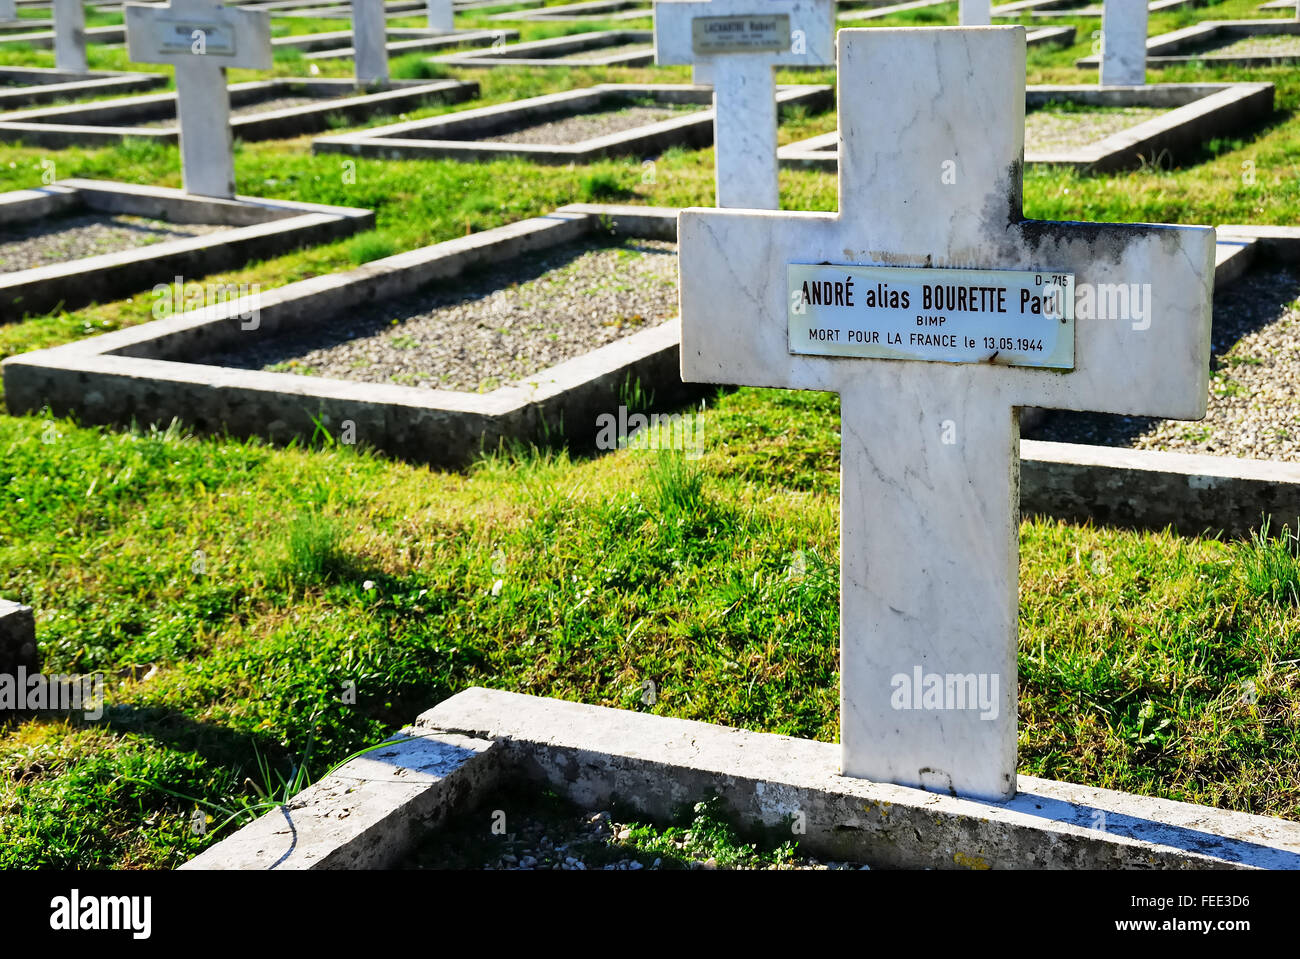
[
  {"left": 486, "top": 0, "right": 650, "bottom": 21},
  {"left": 272, "top": 26, "right": 515, "bottom": 60},
  {"left": 1077, "top": 18, "right": 1300, "bottom": 69},
  {"left": 182, "top": 687, "right": 1300, "bottom": 870},
  {"left": 2, "top": 203, "right": 693, "bottom": 465},
  {"left": 778, "top": 82, "right": 1273, "bottom": 174},
  {"left": 0, "top": 178, "right": 374, "bottom": 318},
  {"left": 430, "top": 28, "right": 655, "bottom": 67},
  {"left": 0, "top": 77, "right": 480, "bottom": 147},
  {"left": 0, "top": 23, "right": 123, "bottom": 49},
  {"left": 312, "top": 82, "right": 833, "bottom": 163},
  {"left": 0, "top": 66, "right": 165, "bottom": 109}
]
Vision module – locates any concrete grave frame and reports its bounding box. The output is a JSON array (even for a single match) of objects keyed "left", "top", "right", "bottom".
[
  {"left": 3, "top": 204, "right": 697, "bottom": 465},
  {"left": 0, "top": 19, "right": 55, "bottom": 31},
  {"left": 312, "top": 82, "right": 832, "bottom": 163},
  {"left": 0, "top": 178, "right": 373, "bottom": 318},
  {"left": 993, "top": 0, "right": 1213, "bottom": 16},
  {"left": 271, "top": 26, "right": 513, "bottom": 61},
  {"left": 834, "top": 0, "right": 1076, "bottom": 42},
  {"left": 453, "top": 0, "right": 545, "bottom": 10},
  {"left": 1078, "top": 19, "right": 1300, "bottom": 69},
  {"left": 779, "top": 82, "right": 1273, "bottom": 174},
  {"left": 836, "top": 0, "right": 949, "bottom": 20},
  {"left": 0, "top": 24, "right": 124, "bottom": 49},
  {"left": 183, "top": 687, "right": 1300, "bottom": 870},
  {"left": 0, "top": 77, "right": 479, "bottom": 147},
  {"left": 487, "top": 0, "right": 651, "bottom": 21},
  {"left": 0, "top": 65, "right": 165, "bottom": 109},
  {"left": 431, "top": 29, "right": 656, "bottom": 67}
]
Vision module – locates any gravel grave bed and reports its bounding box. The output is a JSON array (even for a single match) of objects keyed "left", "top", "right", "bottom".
[
  {"left": 205, "top": 237, "right": 678, "bottom": 393},
  {"left": 1026, "top": 106, "right": 1166, "bottom": 151},
  {"left": 466, "top": 103, "right": 698, "bottom": 144},
  {"left": 0, "top": 213, "right": 227, "bottom": 273},
  {"left": 131, "top": 95, "right": 333, "bottom": 128},
  {"left": 1026, "top": 268, "right": 1300, "bottom": 462},
  {"left": 1194, "top": 34, "right": 1300, "bottom": 58},
  {"left": 566, "top": 41, "right": 654, "bottom": 61},
  {"left": 403, "top": 789, "right": 872, "bottom": 871}
]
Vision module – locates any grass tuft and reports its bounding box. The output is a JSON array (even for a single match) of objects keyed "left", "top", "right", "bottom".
[{"left": 1238, "top": 517, "right": 1300, "bottom": 605}]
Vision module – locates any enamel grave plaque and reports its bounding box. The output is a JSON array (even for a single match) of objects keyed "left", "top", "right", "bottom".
[
  {"left": 690, "top": 14, "right": 790, "bottom": 55},
  {"left": 788, "top": 264, "right": 1076, "bottom": 369},
  {"left": 155, "top": 19, "right": 236, "bottom": 56}
]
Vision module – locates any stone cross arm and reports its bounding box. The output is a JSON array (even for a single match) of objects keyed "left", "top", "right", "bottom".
[
  {"left": 654, "top": 0, "right": 834, "bottom": 66},
  {"left": 125, "top": 0, "right": 272, "bottom": 71},
  {"left": 679, "top": 208, "right": 1213, "bottom": 420}
]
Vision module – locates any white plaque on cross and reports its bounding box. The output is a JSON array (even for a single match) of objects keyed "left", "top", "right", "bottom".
[
  {"left": 124, "top": 0, "right": 272, "bottom": 199},
  {"left": 653, "top": 0, "right": 833, "bottom": 210},
  {"left": 677, "top": 26, "right": 1214, "bottom": 801}
]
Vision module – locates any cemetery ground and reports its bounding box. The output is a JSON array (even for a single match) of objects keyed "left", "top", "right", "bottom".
[{"left": 1, "top": 0, "right": 1300, "bottom": 868}]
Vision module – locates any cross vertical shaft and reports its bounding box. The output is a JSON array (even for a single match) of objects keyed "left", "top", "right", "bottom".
[
  {"left": 177, "top": 58, "right": 234, "bottom": 197},
  {"left": 354, "top": 0, "right": 389, "bottom": 86},
  {"left": 713, "top": 57, "right": 778, "bottom": 209},
  {"left": 53, "top": 0, "right": 87, "bottom": 73},
  {"left": 839, "top": 374, "right": 1019, "bottom": 800}
]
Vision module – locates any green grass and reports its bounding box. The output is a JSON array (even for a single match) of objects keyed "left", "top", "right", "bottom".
[{"left": 2, "top": 0, "right": 1300, "bottom": 867}]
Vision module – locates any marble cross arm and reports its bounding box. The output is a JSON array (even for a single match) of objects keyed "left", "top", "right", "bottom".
[
  {"left": 124, "top": 0, "right": 273, "bottom": 71},
  {"left": 678, "top": 208, "right": 1214, "bottom": 420},
  {"left": 653, "top": 0, "right": 834, "bottom": 66}
]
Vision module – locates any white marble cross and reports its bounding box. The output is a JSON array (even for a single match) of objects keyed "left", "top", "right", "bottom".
[
  {"left": 653, "top": 0, "right": 833, "bottom": 210},
  {"left": 124, "top": 0, "right": 272, "bottom": 199},
  {"left": 353, "top": 0, "right": 388, "bottom": 84},
  {"left": 1101, "top": 0, "right": 1147, "bottom": 85},
  {"left": 677, "top": 26, "right": 1213, "bottom": 801},
  {"left": 959, "top": 0, "right": 989, "bottom": 26},
  {"left": 427, "top": 0, "right": 453, "bottom": 31},
  {"left": 52, "top": 0, "right": 88, "bottom": 72}
]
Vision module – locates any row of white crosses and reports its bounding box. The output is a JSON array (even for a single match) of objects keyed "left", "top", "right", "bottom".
[
  {"left": 125, "top": 0, "right": 272, "bottom": 198},
  {"left": 676, "top": 25, "right": 1213, "bottom": 799},
  {"left": 654, "top": 0, "right": 833, "bottom": 210}
]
